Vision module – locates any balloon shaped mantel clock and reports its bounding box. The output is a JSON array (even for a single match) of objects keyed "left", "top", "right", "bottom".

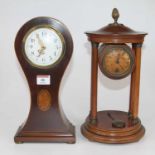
[
  {"left": 14, "top": 17, "right": 75, "bottom": 143},
  {"left": 81, "top": 8, "right": 147, "bottom": 144}
]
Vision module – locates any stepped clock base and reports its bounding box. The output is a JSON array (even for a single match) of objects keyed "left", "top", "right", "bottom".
[
  {"left": 81, "top": 110, "right": 145, "bottom": 144},
  {"left": 14, "top": 125, "right": 75, "bottom": 144}
]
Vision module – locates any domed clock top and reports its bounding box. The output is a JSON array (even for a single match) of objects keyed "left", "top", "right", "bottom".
[{"left": 85, "top": 8, "right": 147, "bottom": 43}]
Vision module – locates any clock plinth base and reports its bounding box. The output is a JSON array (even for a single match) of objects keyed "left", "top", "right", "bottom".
[
  {"left": 14, "top": 125, "right": 75, "bottom": 144},
  {"left": 81, "top": 110, "right": 145, "bottom": 144}
]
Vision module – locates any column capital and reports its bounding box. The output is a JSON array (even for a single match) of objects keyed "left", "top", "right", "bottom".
[
  {"left": 132, "top": 43, "right": 143, "bottom": 48},
  {"left": 91, "top": 42, "right": 99, "bottom": 48}
]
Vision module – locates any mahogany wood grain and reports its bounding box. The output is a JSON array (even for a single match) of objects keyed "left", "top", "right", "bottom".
[
  {"left": 82, "top": 111, "right": 145, "bottom": 144},
  {"left": 90, "top": 42, "right": 99, "bottom": 123},
  {"left": 82, "top": 8, "right": 147, "bottom": 144},
  {"left": 129, "top": 44, "right": 142, "bottom": 118},
  {"left": 14, "top": 17, "right": 75, "bottom": 143}
]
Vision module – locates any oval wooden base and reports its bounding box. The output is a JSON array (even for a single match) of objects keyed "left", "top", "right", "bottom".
[{"left": 81, "top": 110, "right": 145, "bottom": 144}]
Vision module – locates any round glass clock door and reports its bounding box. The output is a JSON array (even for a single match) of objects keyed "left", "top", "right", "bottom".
[{"left": 23, "top": 27, "right": 64, "bottom": 68}]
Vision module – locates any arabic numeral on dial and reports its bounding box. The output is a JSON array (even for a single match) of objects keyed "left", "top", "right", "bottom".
[
  {"left": 54, "top": 51, "right": 57, "bottom": 56},
  {"left": 49, "top": 56, "right": 53, "bottom": 60},
  {"left": 42, "top": 31, "right": 47, "bottom": 36},
  {"left": 31, "top": 51, "right": 34, "bottom": 55},
  {"left": 42, "top": 58, "right": 45, "bottom": 62},
  {"left": 30, "top": 44, "right": 33, "bottom": 48},
  {"left": 56, "top": 45, "right": 59, "bottom": 50},
  {"left": 31, "top": 38, "right": 35, "bottom": 43}
]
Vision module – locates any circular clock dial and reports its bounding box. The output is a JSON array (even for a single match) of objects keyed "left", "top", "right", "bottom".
[
  {"left": 23, "top": 27, "right": 64, "bottom": 68},
  {"left": 99, "top": 44, "right": 134, "bottom": 79},
  {"left": 104, "top": 49, "right": 130, "bottom": 74}
]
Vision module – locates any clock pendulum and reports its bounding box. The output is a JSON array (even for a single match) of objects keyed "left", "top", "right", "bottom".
[
  {"left": 81, "top": 8, "right": 147, "bottom": 143},
  {"left": 14, "top": 17, "right": 75, "bottom": 143}
]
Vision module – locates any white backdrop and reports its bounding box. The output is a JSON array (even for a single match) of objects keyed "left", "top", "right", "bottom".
[{"left": 0, "top": 0, "right": 155, "bottom": 155}]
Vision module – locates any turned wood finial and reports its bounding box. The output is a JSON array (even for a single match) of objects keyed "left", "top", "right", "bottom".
[{"left": 112, "top": 8, "right": 119, "bottom": 24}]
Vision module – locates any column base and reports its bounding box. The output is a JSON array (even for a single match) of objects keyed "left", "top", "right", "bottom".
[{"left": 81, "top": 110, "right": 145, "bottom": 144}]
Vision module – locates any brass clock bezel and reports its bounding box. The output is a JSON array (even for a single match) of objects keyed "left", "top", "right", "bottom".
[
  {"left": 99, "top": 44, "right": 135, "bottom": 79},
  {"left": 22, "top": 24, "right": 66, "bottom": 69}
]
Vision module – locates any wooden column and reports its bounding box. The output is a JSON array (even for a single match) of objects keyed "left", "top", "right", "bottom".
[
  {"left": 90, "top": 42, "right": 99, "bottom": 124},
  {"left": 129, "top": 43, "right": 142, "bottom": 119}
]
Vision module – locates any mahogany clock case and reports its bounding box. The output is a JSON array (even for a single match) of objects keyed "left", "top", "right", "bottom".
[
  {"left": 81, "top": 8, "right": 147, "bottom": 144},
  {"left": 14, "top": 17, "right": 75, "bottom": 143}
]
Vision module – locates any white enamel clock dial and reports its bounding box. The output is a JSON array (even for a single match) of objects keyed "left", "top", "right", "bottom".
[{"left": 24, "top": 27, "right": 64, "bottom": 68}]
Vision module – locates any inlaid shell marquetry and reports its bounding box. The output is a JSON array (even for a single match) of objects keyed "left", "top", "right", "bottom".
[{"left": 37, "top": 89, "right": 51, "bottom": 111}]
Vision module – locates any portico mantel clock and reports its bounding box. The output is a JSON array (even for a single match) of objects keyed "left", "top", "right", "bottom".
[
  {"left": 81, "top": 8, "right": 147, "bottom": 143},
  {"left": 14, "top": 17, "right": 75, "bottom": 143}
]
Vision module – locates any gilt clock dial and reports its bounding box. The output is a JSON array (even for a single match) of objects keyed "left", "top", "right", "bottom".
[
  {"left": 23, "top": 27, "right": 64, "bottom": 68},
  {"left": 99, "top": 44, "right": 135, "bottom": 79}
]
